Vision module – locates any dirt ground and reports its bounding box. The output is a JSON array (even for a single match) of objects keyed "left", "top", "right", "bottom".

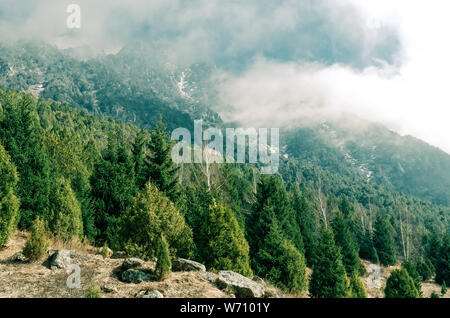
[{"left": 0, "top": 232, "right": 447, "bottom": 298}]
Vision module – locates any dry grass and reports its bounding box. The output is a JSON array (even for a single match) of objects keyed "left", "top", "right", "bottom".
[{"left": 0, "top": 231, "right": 283, "bottom": 298}]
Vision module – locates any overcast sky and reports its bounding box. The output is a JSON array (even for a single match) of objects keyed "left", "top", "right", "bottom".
[{"left": 1, "top": 1, "right": 449, "bottom": 153}]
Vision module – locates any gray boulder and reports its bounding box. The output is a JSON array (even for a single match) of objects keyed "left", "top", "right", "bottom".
[
  {"left": 49, "top": 250, "right": 72, "bottom": 269},
  {"left": 216, "top": 271, "right": 265, "bottom": 298},
  {"left": 121, "top": 269, "right": 154, "bottom": 283},
  {"left": 172, "top": 258, "right": 206, "bottom": 272},
  {"left": 122, "top": 257, "right": 145, "bottom": 269}
]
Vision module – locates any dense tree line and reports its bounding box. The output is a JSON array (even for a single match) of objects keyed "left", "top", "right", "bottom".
[{"left": 0, "top": 88, "right": 448, "bottom": 297}]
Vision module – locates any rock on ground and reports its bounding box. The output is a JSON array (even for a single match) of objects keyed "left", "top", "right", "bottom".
[
  {"left": 49, "top": 250, "right": 72, "bottom": 269},
  {"left": 121, "top": 269, "right": 154, "bottom": 283},
  {"left": 137, "top": 290, "right": 164, "bottom": 298},
  {"left": 172, "top": 258, "right": 206, "bottom": 272},
  {"left": 122, "top": 258, "right": 145, "bottom": 269},
  {"left": 216, "top": 271, "right": 265, "bottom": 298}
]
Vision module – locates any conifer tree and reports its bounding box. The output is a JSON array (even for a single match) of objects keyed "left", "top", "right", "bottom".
[
  {"left": 435, "top": 235, "right": 450, "bottom": 286},
  {"left": 402, "top": 261, "right": 422, "bottom": 296},
  {"left": 349, "top": 270, "right": 367, "bottom": 298},
  {"left": 155, "top": 235, "right": 172, "bottom": 280},
  {"left": 309, "top": 227, "right": 349, "bottom": 298},
  {"left": 253, "top": 217, "right": 307, "bottom": 292},
  {"left": 117, "top": 183, "right": 193, "bottom": 260},
  {"left": 143, "top": 118, "right": 179, "bottom": 201},
  {"left": 332, "top": 211, "right": 363, "bottom": 275},
  {"left": 385, "top": 268, "right": 420, "bottom": 298},
  {"left": 291, "top": 185, "right": 318, "bottom": 266},
  {"left": 48, "top": 177, "right": 83, "bottom": 241},
  {"left": 0, "top": 93, "right": 51, "bottom": 228},
  {"left": 90, "top": 134, "right": 137, "bottom": 244},
  {"left": 416, "top": 258, "right": 433, "bottom": 281},
  {"left": 248, "top": 175, "right": 304, "bottom": 255},
  {"left": 441, "top": 281, "right": 447, "bottom": 295},
  {"left": 373, "top": 214, "right": 396, "bottom": 266},
  {"left": 199, "top": 200, "right": 253, "bottom": 277},
  {"left": 0, "top": 144, "right": 20, "bottom": 247},
  {"left": 23, "top": 217, "right": 49, "bottom": 262}
]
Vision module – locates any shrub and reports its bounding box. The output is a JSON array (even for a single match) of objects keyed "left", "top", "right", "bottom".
[
  {"left": 85, "top": 283, "right": 101, "bottom": 298},
  {"left": 23, "top": 217, "right": 49, "bottom": 262},
  {"left": 155, "top": 235, "right": 171, "bottom": 280},
  {"left": 117, "top": 183, "right": 193, "bottom": 260}
]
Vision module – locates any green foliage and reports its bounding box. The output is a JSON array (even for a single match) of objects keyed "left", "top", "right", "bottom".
[
  {"left": 248, "top": 175, "right": 304, "bottom": 257},
  {"left": 142, "top": 119, "right": 179, "bottom": 201},
  {"left": 100, "top": 242, "right": 109, "bottom": 259},
  {"left": 48, "top": 177, "right": 83, "bottom": 242},
  {"left": 22, "top": 217, "right": 49, "bottom": 262},
  {"left": 309, "top": 227, "right": 349, "bottom": 298},
  {"left": 349, "top": 270, "right": 367, "bottom": 298},
  {"left": 430, "top": 291, "right": 439, "bottom": 298},
  {"left": 435, "top": 235, "right": 450, "bottom": 286},
  {"left": 0, "top": 91, "right": 51, "bottom": 228},
  {"left": 85, "top": 283, "right": 101, "bottom": 298},
  {"left": 117, "top": 183, "right": 193, "bottom": 260},
  {"left": 332, "top": 211, "right": 362, "bottom": 275},
  {"left": 385, "top": 268, "right": 420, "bottom": 298},
  {"left": 0, "top": 144, "right": 20, "bottom": 246},
  {"left": 402, "top": 261, "right": 422, "bottom": 296},
  {"left": 199, "top": 200, "right": 253, "bottom": 277},
  {"left": 415, "top": 258, "right": 434, "bottom": 281},
  {"left": 90, "top": 135, "right": 137, "bottom": 244},
  {"left": 290, "top": 185, "right": 319, "bottom": 267},
  {"left": 373, "top": 214, "right": 396, "bottom": 266},
  {"left": 253, "top": 218, "right": 307, "bottom": 292},
  {"left": 441, "top": 281, "right": 447, "bottom": 295},
  {"left": 155, "top": 235, "right": 172, "bottom": 280}
]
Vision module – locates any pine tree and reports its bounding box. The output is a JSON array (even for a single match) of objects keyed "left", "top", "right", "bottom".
[
  {"left": 0, "top": 144, "right": 20, "bottom": 247},
  {"left": 199, "top": 200, "right": 253, "bottom": 277},
  {"left": 349, "top": 270, "right": 367, "bottom": 298},
  {"left": 48, "top": 177, "right": 83, "bottom": 241},
  {"left": 155, "top": 235, "right": 172, "bottom": 280},
  {"left": 435, "top": 235, "right": 450, "bottom": 286},
  {"left": 90, "top": 134, "right": 137, "bottom": 244},
  {"left": 23, "top": 217, "right": 49, "bottom": 262},
  {"left": 0, "top": 92, "right": 51, "bottom": 228},
  {"left": 384, "top": 268, "right": 420, "bottom": 298},
  {"left": 143, "top": 118, "right": 179, "bottom": 201},
  {"left": 416, "top": 258, "right": 433, "bottom": 281},
  {"left": 309, "top": 227, "right": 349, "bottom": 298},
  {"left": 291, "top": 185, "right": 318, "bottom": 267},
  {"left": 441, "top": 281, "right": 447, "bottom": 295},
  {"left": 248, "top": 175, "right": 304, "bottom": 255},
  {"left": 253, "top": 217, "right": 307, "bottom": 292},
  {"left": 402, "top": 261, "right": 422, "bottom": 296},
  {"left": 117, "top": 183, "right": 193, "bottom": 260},
  {"left": 373, "top": 214, "right": 396, "bottom": 266},
  {"left": 332, "top": 211, "right": 362, "bottom": 275}
]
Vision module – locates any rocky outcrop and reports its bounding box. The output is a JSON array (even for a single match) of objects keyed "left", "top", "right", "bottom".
[
  {"left": 172, "top": 258, "right": 206, "bottom": 272},
  {"left": 121, "top": 269, "right": 154, "bottom": 283},
  {"left": 122, "top": 258, "right": 145, "bottom": 269},
  {"left": 216, "top": 271, "right": 265, "bottom": 298}
]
